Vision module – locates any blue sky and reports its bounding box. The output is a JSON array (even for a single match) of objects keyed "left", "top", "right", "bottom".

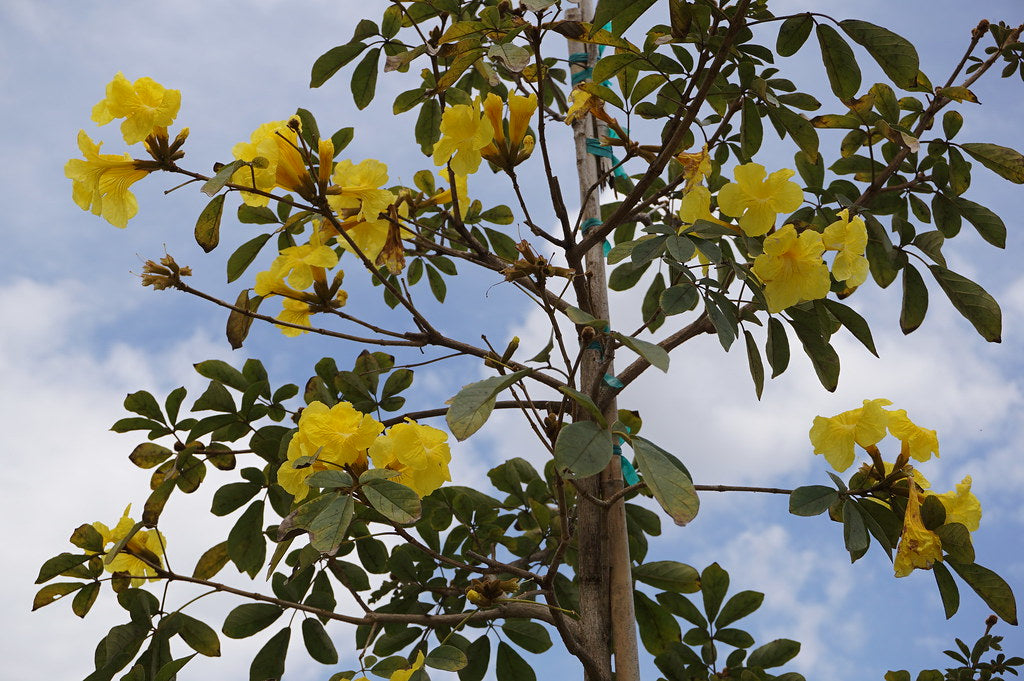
[{"left": 3, "top": 1, "right": 1022, "bottom": 680}]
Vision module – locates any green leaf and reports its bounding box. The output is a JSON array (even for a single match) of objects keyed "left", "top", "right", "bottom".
[
  {"left": 960, "top": 143, "right": 1024, "bottom": 184},
  {"left": 787, "top": 318, "right": 840, "bottom": 392},
  {"left": 633, "top": 561, "right": 700, "bottom": 593},
  {"left": 821, "top": 300, "right": 877, "bottom": 356},
  {"left": 445, "top": 370, "right": 531, "bottom": 441},
  {"left": 928, "top": 265, "right": 1001, "bottom": 342},
  {"left": 716, "top": 591, "right": 764, "bottom": 628},
  {"left": 740, "top": 98, "right": 763, "bottom": 160},
  {"left": 932, "top": 561, "right": 960, "bottom": 619},
  {"left": 563, "top": 304, "right": 606, "bottom": 327},
  {"left": 200, "top": 159, "right": 245, "bottom": 197},
  {"left": 416, "top": 99, "right": 442, "bottom": 155},
  {"left": 502, "top": 620, "right": 552, "bottom": 654},
  {"left": 222, "top": 603, "right": 284, "bottom": 639},
  {"left": 311, "top": 42, "right": 369, "bottom": 88},
  {"left": 177, "top": 613, "right": 221, "bottom": 656},
  {"left": 776, "top": 14, "right": 814, "bottom": 57},
  {"left": 770, "top": 105, "right": 819, "bottom": 161},
  {"left": 634, "top": 591, "right": 681, "bottom": 656},
  {"left": 611, "top": 331, "right": 669, "bottom": 372},
  {"left": 900, "top": 265, "right": 929, "bottom": 334},
  {"left": 351, "top": 48, "right": 381, "bottom": 110},
  {"left": 557, "top": 386, "right": 607, "bottom": 427},
  {"left": 124, "top": 390, "right": 164, "bottom": 421},
  {"left": 154, "top": 654, "right": 197, "bottom": 681},
  {"left": 426, "top": 264, "right": 447, "bottom": 302},
  {"left": 302, "top": 618, "right": 338, "bottom": 665},
  {"left": 308, "top": 492, "right": 356, "bottom": 552},
  {"left": 788, "top": 486, "right": 838, "bottom": 517},
  {"left": 766, "top": 317, "right": 790, "bottom": 378},
  {"left": 70, "top": 524, "right": 106, "bottom": 552},
  {"left": 952, "top": 196, "right": 1006, "bottom": 248},
  {"left": 839, "top": 20, "right": 919, "bottom": 89},
  {"left": 227, "top": 233, "right": 272, "bottom": 284},
  {"left": 661, "top": 285, "right": 699, "bottom": 315},
  {"left": 747, "top": 639, "right": 801, "bottom": 669},
  {"left": 658, "top": 593, "right": 707, "bottom": 628},
  {"left": 211, "top": 482, "right": 261, "bottom": 517},
  {"left": 947, "top": 560, "right": 1017, "bottom": 625},
  {"left": 496, "top": 641, "right": 536, "bottom": 681},
  {"left": 249, "top": 627, "right": 290, "bottom": 681},
  {"left": 700, "top": 562, "right": 729, "bottom": 622},
  {"left": 459, "top": 636, "right": 491, "bottom": 681},
  {"left": 842, "top": 500, "right": 869, "bottom": 553},
  {"left": 237, "top": 205, "right": 278, "bottom": 225},
  {"left": 816, "top": 24, "right": 861, "bottom": 100},
  {"left": 194, "top": 360, "right": 248, "bottom": 392},
  {"left": 193, "top": 542, "right": 230, "bottom": 580},
  {"left": 32, "top": 582, "right": 82, "bottom": 610},
  {"left": 742, "top": 331, "right": 764, "bottom": 400},
  {"left": 553, "top": 421, "right": 613, "bottom": 478},
  {"left": 936, "top": 523, "right": 974, "bottom": 564},
  {"left": 631, "top": 437, "right": 698, "bottom": 526},
  {"left": 715, "top": 628, "right": 755, "bottom": 648},
  {"left": 362, "top": 479, "right": 421, "bottom": 525},
  {"left": 72, "top": 581, "right": 100, "bottom": 618},
  {"left": 227, "top": 500, "right": 266, "bottom": 579},
  {"left": 194, "top": 194, "right": 225, "bottom": 253}
]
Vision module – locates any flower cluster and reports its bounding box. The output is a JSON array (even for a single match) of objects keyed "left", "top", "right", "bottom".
[
  {"left": 808, "top": 400, "right": 981, "bottom": 578},
  {"left": 434, "top": 91, "right": 536, "bottom": 174},
  {"left": 89, "top": 506, "right": 166, "bottom": 586},
  {"left": 66, "top": 73, "right": 185, "bottom": 228},
  {"left": 278, "top": 401, "right": 452, "bottom": 501}
]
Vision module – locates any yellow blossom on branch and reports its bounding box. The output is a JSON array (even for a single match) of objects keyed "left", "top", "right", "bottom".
[
  {"left": 390, "top": 651, "right": 426, "bottom": 681},
  {"left": 89, "top": 506, "right": 165, "bottom": 586},
  {"left": 432, "top": 99, "right": 494, "bottom": 175},
  {"left": 717, "top": 163, "right": 804, "bottom": 237},
  {"left": 675, "top": 145, "right": 712, "bottom": 191},
  {"left": 887, "top": 409, "right": 939, "bottom": 463},
  {"left": 65, "top": 131, "right": 154, "bottom": 228},
  {"left": 931, "top": 476, "right": 982, "bottom": 531},
  {"left": 677, "top": 186, "right": 735, "bottom": 234},
  {"left": 91, "top": 72, "right": 181, "bottom": 145},
  {"left": 894, "top": 482, "right": 943, "bottom": 577},
  {"left": 750, "top": 224, "right": 830, "bottom": 313},
  {"left": 809, "top": 398, "right": 893, "bottom": 472},
  {"left": 822, "top": 208, "right": 869, "bottom": 287},
  {"left": 278, "top": 401, "right": 383, "bottom": 500},
  {"left": 231, "top": 118, "right": 313, "bottom": 205},
  {"left": 480, "top": 91, "right": 537, "bottom": 169},
  {"left": 328, "top": 158, "right": 396, "bottom": 222},
  {"left": 368, "top": 420, "right": 452, "bottom": 498}
]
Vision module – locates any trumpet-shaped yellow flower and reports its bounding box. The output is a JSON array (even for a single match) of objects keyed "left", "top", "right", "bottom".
[
  {"left": 931, "top": 476, "right": 981, "bottom": 531},
  {"left": 887, "top": 409, "right": 939, "bottom": 463},
  {"left": 751, "top": 224, "right": 830, "bottom": 313},
  {"left": 822, "top": 209, "right": 869, "bottom": 287},
  {"left": 90, "top": 506, "right": 165, "bottom": 586},
  {"left": 809, "top": 398, "right": 892, "bottom": 472},
  {"left": 91, "top": 72, "right": 181, "bottom": 145},
  {"left": 507, "top": 91, "right": 536, "bottom": 151},
  {"left": 894, "top": 483, "right": 943, "bottom": 577},
  {"left": 65, "top": 131, "right": 153, "bottom": 228},
  {"left": 675, "top": 145, "right": 712, "bottom": 190},
  {"left": 390, "top": 651, "right": 425, "bottom": 681},
  {"left": 677, "top": 186, "right": 735, "bottom": 234},
  {"left": 328, "top": 159, "right": 396, "bottom": 222},
  {"left": 717, "top": 163, "right": 804, "bottom": 237},
  {"left": 231, "top": 119, "right": 313, "bottom": 205},
  {"left": 432, "top": 99, "right": 494, "bottom": 175},
  {"left": 480, "top": 91, "right": 538, "bottom": 168},
  {"left": 278, "top": 401, "right": 383, "bottom": 500},
  {"left": 369, "top": 420, "right": 452, "bottom": 498},
  {"left": 266, "top": 228, "right": 339, "bottom": 291}
]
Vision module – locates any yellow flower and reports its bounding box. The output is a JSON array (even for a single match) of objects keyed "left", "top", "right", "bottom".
[
  {"left": 65, "top": 131, "right": 153, "bottom": 228},
  {"left": 328, "top": 159, "right": 396, "bottom": 222},
  {"left": 232, "top": 119, "right": 313, "bottom": 206},
  {"left": 91, "top": 72, "right": 181, "bottom": 145},
  {"left": 894, "top": 483, "right": 943, "bottom": 577},
  {"left": 809, "top": 398, "right": 892, "bottom": 472},
  {"left": 717, "top": 163, "right": 804, "bottom": 237},
  {"left": 564, "top": 87, "right": 616, "bottom": 126},
  {"left": 931, "top": 476, "right": 981, "bottom": 532},
  {"left": 90, "top": 506, "right": 165, "bottom": 586},
  {"left": 822, "top": 209, "right": 869, "bottom": 287},
  {"left": 432, "top": 99, "right": 494, "bottom": 175},
  {"left": 278, "top": 401, "right": 383, "bottom": 500},
  {"left": 369, "top": 420, "right": 452, "bottom": 498},
  {"left": 677, "top": 186, "right": 735, "bottom": 234},
  {"left": 887, "top": 409, "right": 939, "bottom": 463},
  {"left": 751, "top": 224, "right": 830, "bottom": 313},
  {"left": 675, "top": 145, "right": 712, "bottom": 190},
  {"left": 267, "top": 230, "right": 339, "bottom": 291},
  {"left": 480, "top": 91, "right": 538, "bottom": 168},
  {"left": 390, "top": 651, "right": 425, "bottom": 681}
]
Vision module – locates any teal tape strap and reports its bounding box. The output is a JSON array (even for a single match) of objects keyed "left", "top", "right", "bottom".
[
  {"left": 568, "top": 52, "right": 588, "bottom": 65},
  {"left": 585, "top": 138, "right": 628, "bottom": 179},
  {"left": 620, "top": 455, "right": 640, "bottom": 486},
  {"left": 603, "top": 373, "right": 624, "bottom": 390},
  {"left": 571, "top": 67, "right": 593, "bottom": 85},
  {"left": 581, "top": 217, "right": 611, "bottom": 257}
]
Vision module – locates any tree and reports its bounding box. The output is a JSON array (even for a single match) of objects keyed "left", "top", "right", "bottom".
[{"left": 36, "top": 1, "right": 1024, "bottom": 680}]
